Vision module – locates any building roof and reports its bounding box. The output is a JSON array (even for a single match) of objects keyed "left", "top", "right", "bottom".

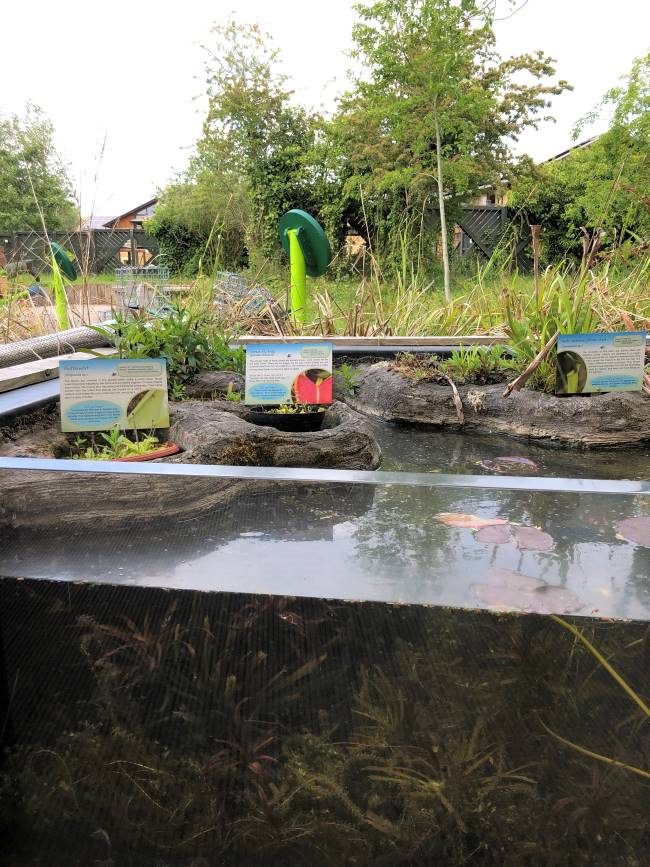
[
  {"left": 78, "top": 214, "right": 116, "bottom": 230},
  {"left": 542, "top": 136, "right": 599, "bottom": 164},
  {"left": 103, "top": 197, "right": 158, "bottom": 228}
]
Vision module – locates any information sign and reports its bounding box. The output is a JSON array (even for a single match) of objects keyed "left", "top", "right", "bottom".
[
  {"left": 60, "top": 357, "right": 169, "bottom": 432},
  {"left": 245, "top": 342, "right": 333, "bottom": 405},
  {"left": 556, "top": 332, "right": 646, "bottom": 395}
]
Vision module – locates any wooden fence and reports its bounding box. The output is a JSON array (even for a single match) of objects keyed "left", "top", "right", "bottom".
[
  {"left": 0, "top": 228, "right": 159, "bottom": 275},
  {"left": 457, "top": 206, "right": 530, "bottom": 267}
]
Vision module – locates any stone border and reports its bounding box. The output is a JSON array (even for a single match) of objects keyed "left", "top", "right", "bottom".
[{"left": 340, "top": 363, "right": 650, "bottom": 447}]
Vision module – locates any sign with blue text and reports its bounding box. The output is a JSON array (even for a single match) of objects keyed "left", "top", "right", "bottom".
[
  {"left": 556, "top": 331, "right": 646, "bottom": 395},
  {"left": 244, "top": 342, "right": 333, "bottom": 405},
  {"left": 60, "top": 357, "right": 169, "bottom": 432}
]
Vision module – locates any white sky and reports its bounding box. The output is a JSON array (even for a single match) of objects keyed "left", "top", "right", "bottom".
[{"left": 1, "top": 0, "right": 648, "bottom": 216}]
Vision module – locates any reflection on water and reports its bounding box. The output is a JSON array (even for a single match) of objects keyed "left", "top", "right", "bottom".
[
  {"left": 370, "top": 419, "right": 650, "bottom": 480},
  {"left": 1, "top": 474, "right": 648, "bottom": 621}
]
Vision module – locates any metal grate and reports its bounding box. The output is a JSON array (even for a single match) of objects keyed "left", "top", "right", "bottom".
[{"left": 114, "top": 265, "right": 172, "bottom": 316}]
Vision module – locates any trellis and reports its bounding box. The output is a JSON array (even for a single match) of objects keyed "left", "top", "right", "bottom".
[
  {"left": 457, "top": 205, "right": 529, "bottom": 267},
  {"left": 0, "top": 228, "right": 159, "bottom": 275}
]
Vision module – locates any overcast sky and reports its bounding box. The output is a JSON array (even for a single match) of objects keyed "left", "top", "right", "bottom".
[{"left": 1, "top": 0, "right": 647, "bottom": 217}]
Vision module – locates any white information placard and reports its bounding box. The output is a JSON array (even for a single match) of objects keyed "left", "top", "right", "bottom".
[
  {"left": 59, "top": 357, "right": 169, "bottom": 432},
  {"left": 245, "top": 342, "right": 333, "bottom": 405},
  {"left": 556, "top": 331, "right": 647, "bottom": 395}
]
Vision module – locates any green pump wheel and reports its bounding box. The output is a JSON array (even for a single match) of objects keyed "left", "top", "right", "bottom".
[
  {"left": 50, "top": 241, "right": 77, "bottom": 280},
  {"left": 279, "top": 210, "right": 331, "bottom": 278}
]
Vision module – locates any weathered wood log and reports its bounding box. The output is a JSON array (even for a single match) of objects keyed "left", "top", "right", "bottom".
[{"left": 341, "top": 363, "right": 650, "bottom": 447}]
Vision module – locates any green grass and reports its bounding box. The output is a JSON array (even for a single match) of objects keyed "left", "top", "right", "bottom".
[{"left": 237, "top": 256, "right": 650, "bottom": 341}]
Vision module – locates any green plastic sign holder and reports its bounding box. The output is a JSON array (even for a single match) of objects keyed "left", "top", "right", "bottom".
[{"left": 51, "top": 241, "right": 77, "bottom": 280}]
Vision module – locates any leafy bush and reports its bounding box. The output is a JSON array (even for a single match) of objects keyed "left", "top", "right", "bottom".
[
  {"left": 145, "top": 172, "right": 250, "bottom": 276},
  {"left": 92, "top": 301, "right": 245, "bottom": 388},
  {"left": 510, "top": 53, "right": 650, "bottom": 261}
]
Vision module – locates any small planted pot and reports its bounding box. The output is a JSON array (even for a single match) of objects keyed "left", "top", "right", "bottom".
[
  {"left": 114, "top": 443, "right": 182, "bottom": 462},
  {"left": 247, "top": 406, "right": 326, "bottom": 432}
]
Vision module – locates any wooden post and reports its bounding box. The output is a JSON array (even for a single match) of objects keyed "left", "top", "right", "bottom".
[
  {"left": 530, "top": 225, "right": 541, "bottom": 308},
  {"left": 129, "top": 228, "right": 137, "bottom": 268}
]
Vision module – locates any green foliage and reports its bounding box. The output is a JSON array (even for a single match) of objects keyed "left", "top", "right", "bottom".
[
  {"left": 145, "top": 170, "right": 249, "bottom": 276},
  {"left": 268, "top": 404, "right": 324, "bottom": 415},
  {"left": 49, "top": 256, "right": 69, "bottom": 330},
  {"left": 442, "top": 345, "right": 516, "bottom": 384},
  {"left": 71, "top": 430, "right": 160, "bottom": 461},
  {"left": 90, "top": 301, "right": 245, "bottom": 388},
  {"left": 151, "top": 21, "right": 321, "bottom": 274},
  {"left": 510, "top": 53, "right": 650, "bottom": 260},
  {"left": 200, "top": 20, "right": 319, "bottom": 263},
  {"left": 337, "top": 362, "right": 361, "bottom": 393},
  {"left": 0, "top": 105, "right": 76, "bottom": 232},
  {"left": 503, "top": 265, "right": 600, "bottom": 392},
  {"left": 331, "top": 0, "right": 569, "bottom": 280},
  {"left": 392, "top": 347, "right": 514, "bottom": 386},
  {"left": 223, "top": 382, "right": 242, "bottom": 402},
  {"left": 168, "top": 381, "right": 187, "bottom": 401}
]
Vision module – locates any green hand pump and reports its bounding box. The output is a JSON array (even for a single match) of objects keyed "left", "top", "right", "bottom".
[{"left": 279, "top": 210, "right": 331, "bottom": 324}]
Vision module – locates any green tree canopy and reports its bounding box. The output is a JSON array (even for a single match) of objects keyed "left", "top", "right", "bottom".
[
  {"left": 199, "top": 20, "right": 320, "bottom": 261},
  {"left": 0, "top": 105, "right": 76, "bottom": 233},
  {"left": 510, "top": 53, "right": 650, "bottom": 260},
  {"left": 331, "top": 0, "right": 569, "bottom": 292},
  {"left": 146, "top": 164, "right": 250, "bottom": 275}
]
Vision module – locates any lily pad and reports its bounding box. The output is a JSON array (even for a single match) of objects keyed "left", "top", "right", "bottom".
[
  {"left": 615, "top": 517, "right": 650, "bottom": 547},
  {"left": 471, "top": 567, "right": 582, "bottom": 615},
  {"left": 436, "top": 513, "right": 508, "bottom": 530},
  {"left": 478, "top": 456, "right": 540, "bottom": 475},
  {"left": 510, "top": 525, "right": 555, "bottom": 552},
  {"left": 476, "top": 524, "right": 514, "bottom": 544}
]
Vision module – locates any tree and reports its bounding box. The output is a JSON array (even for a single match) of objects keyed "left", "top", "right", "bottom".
[
  {"left": 511, "top": 53, "right": 650, "bottom": 260},
  {"left": 337, "top": 0, "right": 569, "bottom": 299},
  {"left": 146, "top": 163, "right": 250, "bottom": 275},
  {"left": 199, "top": 20, "right": 319, "bottom": 262},
  {"left": 0, "top": 105, "right": 76, "bottom": 232}
]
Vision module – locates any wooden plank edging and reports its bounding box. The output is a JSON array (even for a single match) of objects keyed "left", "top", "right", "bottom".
[
  {"left": 0, "top": 349, "right": 114, "bottom": 394},
  {"left": 232, "top": 335, "right": 509, "bottom": 347}
]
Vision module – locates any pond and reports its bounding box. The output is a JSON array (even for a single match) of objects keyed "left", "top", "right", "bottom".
[
  {"left": 370, "top": 418, "right": 650, "bottom": 479},
  {"left": 1, "top": 459, "right": 648, "bottom": 622},
  {"left": 1, "top": 425, "right": 648, "bottom": 866}
]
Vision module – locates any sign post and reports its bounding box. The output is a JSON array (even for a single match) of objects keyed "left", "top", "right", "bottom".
[{"left": 244, "top": 342, "right": 333, "bottom": 406}]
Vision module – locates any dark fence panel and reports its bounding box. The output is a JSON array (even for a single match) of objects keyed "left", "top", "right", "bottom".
[
  {"left": 0, "top": 228, "right": 159, "bottom": 275},
  {"left": 458, "top": 205, "right": 531, "bottom": 267}
]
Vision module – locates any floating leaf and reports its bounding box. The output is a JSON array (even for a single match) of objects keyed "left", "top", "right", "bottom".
[
  {"left": 615, "top": 517, "right": 650, "bottom": 547},
  {"left": 436, "top": 513, "right": 508, "bottom": 530},
  {"left": 478, "top": 456, "right": 540, "bottom": 475},
  {"left": 476, "top": 524, "right": 514, "bottom": 544},
  {"left": 471, "top": 568, "right": 582, "bottom": 615},
  {"left": 510, "top": 525, "right": 555, "bottom": 552}
]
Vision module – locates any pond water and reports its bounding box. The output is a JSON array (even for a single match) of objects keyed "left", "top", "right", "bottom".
[
  {"left": 370, "top": 419, "right": 650, "bottom": 479},
  {"left": 1, "top": 460, "right": 648, "bottom": 622},
  {"left": 3, "top": 424, "right": 647, "bottom": 866}
]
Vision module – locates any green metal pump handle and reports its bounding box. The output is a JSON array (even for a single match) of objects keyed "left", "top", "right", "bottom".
[
  {"left": 287, "top": 228, "right": 307, "bottom": 324},
  {"left": 279, "top": 209, "right": 331, "bottom": 325}
]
